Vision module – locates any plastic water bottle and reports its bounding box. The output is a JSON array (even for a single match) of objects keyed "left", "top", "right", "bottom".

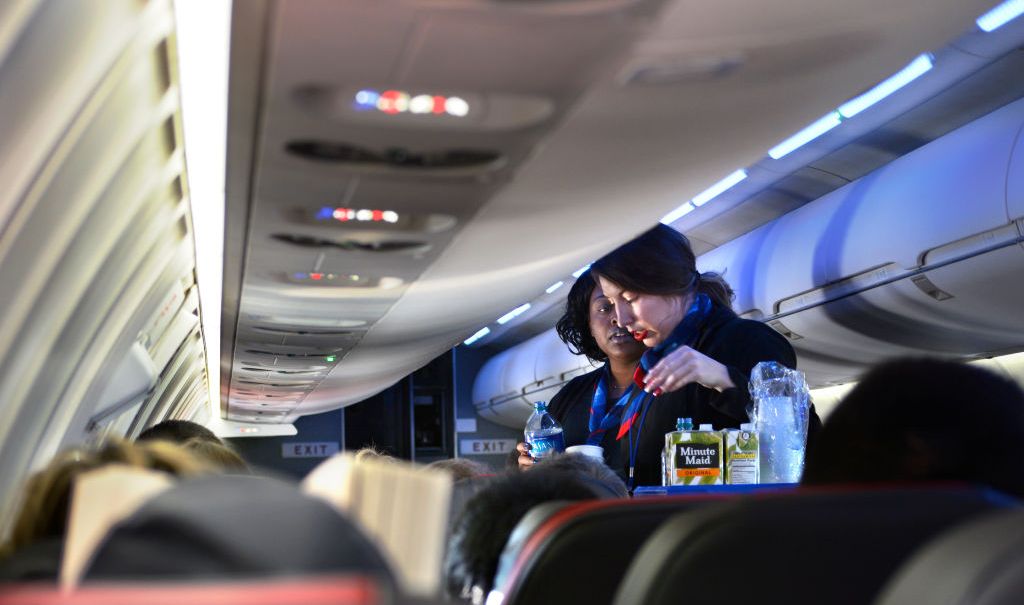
[{"left": 524, "top": 401, "right": 565, "bottom": 460}]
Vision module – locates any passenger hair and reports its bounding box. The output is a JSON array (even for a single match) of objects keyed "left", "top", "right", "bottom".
[
  {"left": 353, "top": 445, "right": 395, "bottom": 463},
  {"left": 0, "top": 439, "right": 213, "bottom": 561},
  {"left": 802, "top": 357, "right": 1024, "bottom": 496},
  {"left": 444, "top": 468, "right": 613, "bottom": 600},
  {"left": 591, "top": 224, "right": 734, "bottom": 309},
  {"left": 533, "top": 453, "right": 629, "bottom": 498},
  {"left": 427, "top": 458, "right": 492, "bottom": 482},
  {"left": 183, "top": 438, "right": 250, "bottom": 474},
  {"left": 136, "top": 419, "right": 222, "bottom": 445},
  {"left": 554, "top": 270, "right": 606, "bottom": 362}
]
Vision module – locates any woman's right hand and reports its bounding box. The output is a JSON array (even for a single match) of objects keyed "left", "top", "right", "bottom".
[{"left": 516, "top": 442, "right": 535, "bottom": 470}]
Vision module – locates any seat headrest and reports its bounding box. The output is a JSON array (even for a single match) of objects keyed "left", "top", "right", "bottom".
[{"left": 84, "top": 475, "right": 395, "bottom": 584}]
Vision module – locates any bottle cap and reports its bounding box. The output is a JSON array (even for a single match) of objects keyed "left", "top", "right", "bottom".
[
  {"left": 534, "top": 401, "right": 548, "bottom": 411},
  {"left": 699, "top": 423, "right": 713, "bottom": 431}
]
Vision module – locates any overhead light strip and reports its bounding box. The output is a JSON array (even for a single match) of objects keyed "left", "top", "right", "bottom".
[
  {"left": 977, "top": 0, "right": 1024, "bottom": 32},
  {"left": 768, "top": 111, "right": 842, "bottom": 160},
  {"left": 497, "top": 303, "right": 532, "bottom": 325},
  {"left": 837, "top": 54, "right": 934, "bottom": 118},
  {"left": 571, "top": 264, "right": 591, "bottom": 279},
  {"left": 173, "top": 0, "right": 231, "bottom": 418},
  {"left": 545, "top": 281, "right": 565, "bottom": 294},
  {"left": 463, "top": 327, "right": 490, "bottom": 346},
  {"left": 691, "top": 169, "right": 748, "bottom": 207}
]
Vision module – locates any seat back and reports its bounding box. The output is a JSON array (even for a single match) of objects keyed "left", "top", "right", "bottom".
[
  {"left": 614, "top": 485, "right": 1017, "bottom": 605},
  {"left": 875, "top": 508, "right": 1024, "bottom": 605},
  {"left": 0, "top": 575, "right": 385, "bottom": 605},
  {"left": 490, "top": 492, "right": 740, "bottom": 605}
]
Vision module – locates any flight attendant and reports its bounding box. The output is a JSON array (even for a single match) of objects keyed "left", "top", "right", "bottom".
[
  {"left": 590, "top": 224, "right": 821, "bottom": 488},
  {"left": 517, "top": 270, "right": 646, "bottom": 474}
]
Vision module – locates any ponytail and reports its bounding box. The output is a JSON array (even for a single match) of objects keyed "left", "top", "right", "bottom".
[{"left": 696, "top": 271, "right": 734, "bottom": 309}]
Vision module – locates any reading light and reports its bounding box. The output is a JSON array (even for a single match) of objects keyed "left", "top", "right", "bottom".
[
  {"left": 446, "top": 97, "right": 470, "bottom": 117},
  {"left": 497, "top": 303, "right": 531, "bottom": 325},
  {"left": 837, "top": 54, "right": 934, "bottom": 118},
  {"left": 768, "top": 111, "right": 842, "bottom": 160},
  {"left": 977, "top": 0, "right": 1024, "bottom": 31},
  {"left": 546, "top": 281, "right": 565, "bottom": 294},
  {"left": 572, "top": 265, "right": 591, "bottom": 279},
  {"left": 352, "top": 89, "right": 471, "bottom": 117},
  {"left": 463, "top": 327, "right": 490, "bottom": 346}
]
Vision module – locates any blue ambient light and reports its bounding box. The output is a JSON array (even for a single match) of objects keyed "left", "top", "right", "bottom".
[
  {"left": 463, "top": 327, "right": 491, "bottom": 346},
  {"left": 768, "top": 112, "right": 842, "bottom": 160},
  {"left": 837, "top": 54, "right": 934, "bottom": 118},
  {"left": 977, "top": 0, "right": 1024, "bottom": 32}
]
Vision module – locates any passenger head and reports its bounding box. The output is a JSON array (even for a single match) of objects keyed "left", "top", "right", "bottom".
[
  {"left": 533, "top": 453, "right": 629, "bottom": 498},
  {"left": 555, "top": 270, "right": 646, "bottom": 365},
  {"left": 445, "top": 468, "right": 615, "bottom": 602},
  {"left": 802, "top": 358, "right": 1024, "bottom": 496},
  {"left": 137, "top": 420, "right": 221, "bottom": 445},
  {"left": 353, "top": 445, "right": 394, "bottom": 463},
  {"left": 591, "top": 225, "right": 733, "bottom": 347},
  {"left": 0, "top": 439, "right": 212, "bottom": 560},
  {"left": 427, "top": 458, "right": 491, "bottom": 482},
  {"left": 85, "top": 475, "right": 395, "bottom": 585},
  {"left": 183, "top": 438, "right": 250, "bottom": 474}
]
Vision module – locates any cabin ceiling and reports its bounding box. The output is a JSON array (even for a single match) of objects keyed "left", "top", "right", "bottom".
[{"left": 221, "top": 0, "right": 999, "bottom": 422}]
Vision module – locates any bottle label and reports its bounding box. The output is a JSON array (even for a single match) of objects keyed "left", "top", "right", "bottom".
[{"left": 528, "top": 433, "right": 565, "bottom": 459}]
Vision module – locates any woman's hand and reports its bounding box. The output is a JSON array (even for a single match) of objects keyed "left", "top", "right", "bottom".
[
  {"left": 515, "top": 442, "right": 535, "bottom": 470},
  {"left": 642, "top": 345, "right": 735, "bottom": 395}
]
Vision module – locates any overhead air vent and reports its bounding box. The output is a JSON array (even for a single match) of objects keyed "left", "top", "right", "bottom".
[
  {"left": 285, "top": 140, "right": 504, "bottom": 173},
  {"left": 271, "top": 233, "right": 430, "bottom": 253},
  {"left": 243, "top": 348, "right": 342, "bottom": 359},
  {"left": 240, "top": 367, "right": 326, "bottom": 376},
  {"left": 251, "top": 326, "right": 357, "bottom": 337}
]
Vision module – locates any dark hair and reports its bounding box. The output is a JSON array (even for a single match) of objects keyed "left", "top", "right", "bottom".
[
  {"left": 534, "top": 453, "right": 629, "bottom": 498},
  {"left": 137, "top": 420, "right": 221, "bottom": 445},
  {"left": 802, "top": 358, "right": 1024, "bottom": 496},
  {"left": 591, "top": 224, "right": 733, "bottom": 309},
  {"left": 554, "top": 271, "right": 606, "bottom": 362},
  {"left": 427, "top": 458, "right": 492, "bottom": 482},
  {"left": 444, "top": 469, "right": 612, "bottom": 599}
]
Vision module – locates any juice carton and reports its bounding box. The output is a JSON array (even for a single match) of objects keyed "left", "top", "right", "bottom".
[
  {"left": 723, "top": 423, "right": 759, "bottom": 484},
  {"left": 666, "top": 422, "right": 723, "bottom": 486}
]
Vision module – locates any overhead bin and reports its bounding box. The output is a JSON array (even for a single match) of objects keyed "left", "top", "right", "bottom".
[
  {"left": 472, "top": 329, "right": 598, "bottom": 429},
  {"left": 697, "top": 97, "right": 1024, "bottom": 385},
  {"left": 476, "top": 97, "right": 1024, "bottom": 413}
]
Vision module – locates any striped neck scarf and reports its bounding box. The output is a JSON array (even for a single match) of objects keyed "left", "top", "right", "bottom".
[{"left": 587, "top": 365, "right": 639, "bottom": 445}]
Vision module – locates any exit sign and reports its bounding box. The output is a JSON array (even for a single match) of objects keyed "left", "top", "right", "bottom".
[{"left": 282, "top": 442, "right": 339, "bottom": 459}]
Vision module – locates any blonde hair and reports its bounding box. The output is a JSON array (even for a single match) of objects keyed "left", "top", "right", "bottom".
[
  {"left": 183, "top": 438, "right": 250, "bottom": 473},
  {"left": 0, "top": 439, "right": 212, "bottom": 559},
  {"left": 353, "top": 446, "right": 395, "bottom": 464}
]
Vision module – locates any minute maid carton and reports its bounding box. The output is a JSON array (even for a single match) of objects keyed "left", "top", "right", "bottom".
[
  {"left": 666, "top": 422, "right": 723, "bottom": 486},
  {"left": 723, "top": 423, "right": 759, "bottom": 485}
]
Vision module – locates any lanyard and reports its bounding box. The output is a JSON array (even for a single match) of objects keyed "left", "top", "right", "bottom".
[{"left": 626, "top": 392, "right": 655, "bottom": 493}]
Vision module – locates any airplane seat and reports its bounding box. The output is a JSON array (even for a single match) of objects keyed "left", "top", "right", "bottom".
[
  {"left": 83, "top": 475, "right": 396, "bottom": 586},
  {"left": 0, "top": 576, "right": 389, "bottom": 605},
  {"left": 488, "top": 493, "right": 744, "bottom": 605},
  {"left": 612, "top": 485, "right": 1019, "bottom": 605},
  {"left": 875, "top": 508, "right": 1024, "bottom": 605}
]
